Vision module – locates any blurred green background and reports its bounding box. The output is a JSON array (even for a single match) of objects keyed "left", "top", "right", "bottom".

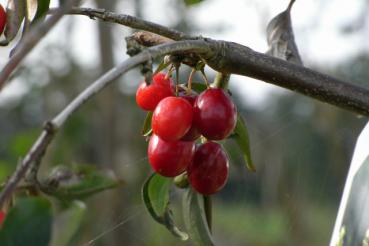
[{"left": 1, "top": 0, "right": 368, "bottom": 245}]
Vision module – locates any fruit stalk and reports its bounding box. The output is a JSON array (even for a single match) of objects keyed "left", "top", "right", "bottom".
[{"left": 213, "top": 72, "right": 230, "bottom": 90}]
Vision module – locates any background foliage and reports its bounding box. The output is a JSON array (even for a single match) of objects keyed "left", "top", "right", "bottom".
[{"left": 0, "top": 0, "right": 368, "bottom": 245}]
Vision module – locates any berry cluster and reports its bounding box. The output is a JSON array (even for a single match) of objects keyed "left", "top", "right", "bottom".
[{"left": 136, "top": 72, "right": 237, "bottom": 195}]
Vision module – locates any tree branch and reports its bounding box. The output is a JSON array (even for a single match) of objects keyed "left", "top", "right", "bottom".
[
  {"left": 0, "top": 0, "right": 79, "bottom": 91},
  {"left": 129, "top": 32, "right": 369, "bottom": 116},
  {"left": 60, "top": 8, "right": 369, "bottom": 116},
  {"left": 205, "top": 41, "right": 369, "bottom": 116},
  {"left": 0, "top": 40, "right": 214, "bottom": 208}
]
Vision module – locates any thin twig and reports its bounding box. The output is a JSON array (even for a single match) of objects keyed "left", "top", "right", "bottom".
[
  {"left": 65, "top": 7, "right": 197, "bottom": 41},
  {"left": 0, "top": 0, "right": 79, "bottom": 91},
  {"left": 0, "top": 128, "right": 55, "bottom": 206},
  {"left": 0, "top": 40, "right": 213, "bottom": 208}
]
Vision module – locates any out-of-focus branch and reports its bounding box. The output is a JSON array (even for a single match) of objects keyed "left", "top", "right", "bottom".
[
  {"left": 0, "top": 0, "right": 79, "bottom": 91},
  {"left": 0, "top": 40, "right": 214, "bottom": 208}
]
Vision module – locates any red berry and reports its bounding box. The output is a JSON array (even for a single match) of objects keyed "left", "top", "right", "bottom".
[
  {"left": 148, "top": 134, "right": 195, "bottom": 177},
  {"left": 188, "top": 141, "right": 229, "bottom": 195},
  {"left": 180, "top": 94, "right": 201, "bottom": 141},
  {"left": 0, "top": 210, "right": 5, "bottom": 227},
  {"left": 0, "top": 4, "right": 6, "bottom": 36},
  {"left": 152, "top": 96, "right": 193, "bottom": 141},
  {"left": 135, "top": 73, "right": 174, "bottom": 111},
  {"left": 194, "top": 88, "right": 237, "bottom": 140},
  {"left": 151, "top": 73, "right": 174, "bottom": 88}
]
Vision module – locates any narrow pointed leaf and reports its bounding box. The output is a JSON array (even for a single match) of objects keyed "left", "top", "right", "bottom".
[
  {"left": 183, "top": 188, "right": 214, "bottom": 245},
  {"left": 142, "top": 173, "right": 188, "bottom": 240},
  {"left": 184, "top": 0, "right": 204, "bottom": 6},
  {"left": 0, "top": 197, "right": 52, "bottom": 246},
  {"left": 42, "top": 165, "right": 123, "bottom": 201},
  {"left": 266, "top": 0, "right": 302, "bottom": 65},
  {"left": 141, "top": 111, "right": 153, "bottom": 136},
  {"left": 31, "top": 0, "right": 50, "bottom": 24},
  {"left": 233, "top": 115, "right": 256, "bottom": 172},
  {"left": 50, "top": 201, "right": 86, "bottom": 246}
]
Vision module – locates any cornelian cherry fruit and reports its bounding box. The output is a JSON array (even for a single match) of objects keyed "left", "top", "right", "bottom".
[
  {"left": 180, "top": 94, "right": 201, "bottom": 141},
  {"left": 148, "top": 134, "right": 195, "bottom": 177},
  {"left": 194, "top": 88, "right": 237, "bottom": 140},
  {"left": 152, "top": 96, "right": 193, "bottom": 141},
  {"left": 188, "top": 141, "right": 229, "bottom": 195},
  {"left": 0, "top": 4, "right": 6, "bottom": 36},
  {"left": 136, "top": 73, "right": 174, "bottom": 111}
]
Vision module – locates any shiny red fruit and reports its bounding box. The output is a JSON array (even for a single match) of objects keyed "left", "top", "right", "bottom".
[
  {"left": 135, "top": 73, "right": 174, "bottom": 111},
  {"left": 188, "top": 141, "right": 229, "bottom": 195},
  {"left": 152, "top": 96, "right": 193, "bottom": 141},
  {"left": 0, "top": 210, "right": 5, "bottom": 227},
  {"left": 0, "top": 4, "right": 6, "bottom": 36},
  {"left": 180, "top": 94, "right": 201, "bottom": 141},
  {"left": 194, "top": 88, "right": 237, "bottom": 140},
  {"left": 148, "top": 134, "right": 195, "bottom": 177}
]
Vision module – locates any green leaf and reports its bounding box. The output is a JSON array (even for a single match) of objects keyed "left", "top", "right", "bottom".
[
  {"left": 0, "top": 160, "right": 12, "bottom": 182},
  {"left": 141, "top": 111, "right": 153, "bottom": 137},
  {"left": 50, "top": 201, "right": 86, "bottom": 246},
  {"left": 31, "top": 0, "right": 50, "bottom": 24},
  {"left": 0, "top": 197, "right": 52, "bottom": 246},
  {"left": 43, "top": 165, "right": 123, "bottom": 201},
  {"left": 183, "top": 0, "right": 204, "bottom": 6},
  {"left": 142, "top": 173, "right": 188, "bottom": 240},
  {"left": 233, "top": 115, "right": 256, "bottom": 172},
  {"left": 191, "top": 82, "right": 207, "bottom": 94},
  {"left": 10, "top": 129, "right": 39, "bottom": 157},
  {"left": 183, "top": 188, "right": 214, "bottom": 245}
]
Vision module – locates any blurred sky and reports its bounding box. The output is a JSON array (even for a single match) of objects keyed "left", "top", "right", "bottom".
[{"left": 0, "top": 0, "right": 368, "bottom": 106}]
